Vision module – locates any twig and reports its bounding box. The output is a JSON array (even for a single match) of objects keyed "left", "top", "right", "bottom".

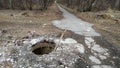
[{"left": 54, "top": 29, "right": 67, "bottom": 51}]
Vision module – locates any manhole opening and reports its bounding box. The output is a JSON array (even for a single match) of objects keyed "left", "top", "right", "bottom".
[{"left": 32, "top": 40, "right": 56, "bottom": 55}]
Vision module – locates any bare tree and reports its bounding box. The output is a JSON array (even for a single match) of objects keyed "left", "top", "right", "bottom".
[
  {"left": 57, "top": 0, "right": 120, "bottom": 11},
  {"left": 115, "top": 0, "right": 120, "bottom": 10},
  {"left": 0, "top": 0, "right": 55, "bottom": 10}
]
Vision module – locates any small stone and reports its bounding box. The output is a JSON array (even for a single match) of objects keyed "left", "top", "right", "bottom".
[{"left": 2, "top": 30, "right": 7, "bottom": 33}]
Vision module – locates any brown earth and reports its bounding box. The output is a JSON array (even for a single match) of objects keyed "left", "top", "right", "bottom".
[
  {"left": 61, "top": 6, "right": 120, "bottom": 48},
  {"left": 0, "top": 4, "right": 67, "bottom": 40}
]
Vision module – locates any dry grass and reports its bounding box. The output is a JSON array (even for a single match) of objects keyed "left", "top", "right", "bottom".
[
  {"left": 77, "top": 11, "right": 120, "bottom": 45},
  {"left": 0, "top": 4, "right": 64, "bottom": 39}
]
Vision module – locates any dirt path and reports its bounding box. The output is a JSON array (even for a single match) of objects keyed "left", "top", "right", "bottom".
[{"left": 52, "top": 5, "right": 100, "bottom": 36}]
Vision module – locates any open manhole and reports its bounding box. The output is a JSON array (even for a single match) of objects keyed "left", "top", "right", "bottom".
[{"left": 32, "top": 40, "right": 56, "bottom": 55}]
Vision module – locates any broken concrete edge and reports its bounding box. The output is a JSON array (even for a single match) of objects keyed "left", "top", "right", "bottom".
[{"left": 22, "top": 34, "right": 84, "bottom": 54}]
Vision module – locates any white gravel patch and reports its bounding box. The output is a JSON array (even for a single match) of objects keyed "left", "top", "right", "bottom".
[
  {"left": 54, "top": 38, "right": 77, "bottom": 44},
  {"left": 89, "top": 56, "right": 101, "bottom": 64},
  {"left": 75, "top": 44, "right": 85, "bottom": 54},
  {"left": 98, "top": 54, "right": 107, "bottom": 60},
  {"left": 85, "top": 37, "right": 110, "bottom": 60},
  {"left": 54, "top": 38, "right": 85, "bottom": 53},
  {"left": 92, "top": 65, "right": 113, "bottom": 68},
  {"left": 23, "top": 36, "right": 45, "bottom": 46}
]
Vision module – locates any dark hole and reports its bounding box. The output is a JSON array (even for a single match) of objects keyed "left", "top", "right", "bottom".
[{"left": 32, "top": 40, "right": 56, "bottom": 55}]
